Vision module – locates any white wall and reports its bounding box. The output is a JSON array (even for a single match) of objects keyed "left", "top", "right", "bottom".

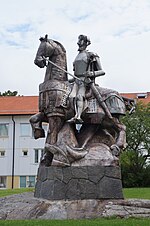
[{"left": 0, "top": 115, "right": 46, "bottom": 177}]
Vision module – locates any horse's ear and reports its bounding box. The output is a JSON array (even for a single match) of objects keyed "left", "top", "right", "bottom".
[
  {"left": 39, "top": 34, "right": 48, "bottom": 42},
  {"left": 45, "top": 34, "right": 48, "bottom": 41},
  {"left": 39, "top": 37, "right": 44, "bottom": 42}
]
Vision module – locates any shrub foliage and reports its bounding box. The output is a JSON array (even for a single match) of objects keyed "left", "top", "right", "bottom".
[{"left": 121, "top": 102, "right": 150, "bottom": 187}]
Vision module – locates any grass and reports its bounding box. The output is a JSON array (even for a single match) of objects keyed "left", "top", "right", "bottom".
[
  {"left": 0, "top": 218, "right": 149, "bottom": 226},
  {"left": 0, "top": 187, "right": 34, "bottom": 197},
  {"left": 123, "top": 187, "right": 150, "bottom": 199}
]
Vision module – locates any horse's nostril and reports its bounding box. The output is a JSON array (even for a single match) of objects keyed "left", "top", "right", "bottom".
[{"left": 34, "top": 58, "right": 45, "bottom": 68}]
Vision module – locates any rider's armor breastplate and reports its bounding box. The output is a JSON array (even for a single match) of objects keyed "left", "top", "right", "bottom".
[{"left": 74, "top": 51, "right": 89, "bottom": 76}]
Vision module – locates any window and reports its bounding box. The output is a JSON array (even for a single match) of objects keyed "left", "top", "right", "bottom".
[
  {"left": 0, "top": 124, "right": 9, "bottom": 136},
  {"left": 0, "top": 176, "right": 6, "bottom": 188},
  {"left": 20, "top": 176, "right": 35, "bottom": 188},
  {"left": 20, "top": 123, "right": 30, "bottom": 136},
  {"left": 34, "top": 149, "right": 44, "bottom": 163},
  {"left": 20, "top": 176, "right": 26, "bottom": 188},
  {"left": 27, "top": 176, "right": 35, "bottom": 187},
  {"left": 137, "top": 93, "right": 147, "bottom": 99},
  {"left": 0, "top": 149, "right": 5, "bottom": 157},
  {"left": 22, "top": 149, "right": 28, "bottom": 156}
]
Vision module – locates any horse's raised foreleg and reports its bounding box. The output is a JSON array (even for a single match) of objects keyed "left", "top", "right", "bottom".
[{"left": 29, "top": 112, "right": 48, "bottom": 139}]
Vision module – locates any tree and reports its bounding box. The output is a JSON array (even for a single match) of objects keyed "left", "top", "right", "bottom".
[
  {"left": 0, "top": 90, "right": 18, "bottom": 96},
  {"left": 121, "top": 102, "right": 150, "bottom": 187}
]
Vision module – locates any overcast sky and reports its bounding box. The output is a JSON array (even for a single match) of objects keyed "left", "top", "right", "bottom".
[{"left": 0, "top": 0, "right": 150, "bottom": 96}]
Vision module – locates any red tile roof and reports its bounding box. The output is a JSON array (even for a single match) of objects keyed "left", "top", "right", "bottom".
[
  {"left": 0, "top": 96, "right": 38, "bottom": 115},
  {"left": 121, "top": 92, "right": 150, "bottom": 105},
  {"left": 0, "top": 92, "right": 149, "bottom": 116}
]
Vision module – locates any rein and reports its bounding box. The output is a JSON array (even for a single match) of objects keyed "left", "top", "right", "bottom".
[{"left": 43, "top": 56, "right": 82, "bottom": 82}]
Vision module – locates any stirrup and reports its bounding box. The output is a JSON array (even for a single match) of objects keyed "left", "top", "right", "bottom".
[
  {"left": 76, "top": 118, "right": 84, "bottom": 124},
  {"left": 67, "top": 117, "right": 76, "bottom": 123}
]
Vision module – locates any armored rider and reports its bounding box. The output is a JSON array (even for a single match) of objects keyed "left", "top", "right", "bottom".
[{"left": 68, "top": 34, "right": 112, "bottom": 123}]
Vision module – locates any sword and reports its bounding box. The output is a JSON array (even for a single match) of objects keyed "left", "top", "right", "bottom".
[{"left": 42, "top": 56, "right": 82, "bottom": 82}]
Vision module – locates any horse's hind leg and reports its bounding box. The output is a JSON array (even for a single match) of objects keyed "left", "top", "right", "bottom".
[
  {"left": 46, "top": 116, "right": 64, "bottom": 145},
  {"left": 110, "top": 117, "right": 127, "bottom": 156},
  {"left": 115, "top": 123, "right": 127, "bottom": 149}
]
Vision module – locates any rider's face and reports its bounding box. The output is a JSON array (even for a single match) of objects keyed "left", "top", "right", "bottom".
[{"left": 77, "top": 38, "right": 87, "bottom": 51}]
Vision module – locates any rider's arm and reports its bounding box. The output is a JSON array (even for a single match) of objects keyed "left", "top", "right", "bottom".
[
  {"left": 83, "top": 53, "right": 105, "bottom": 78},
  {"left": 85, "top": 55, "right": 105, "bottom": 78},
  {"left": 90, "top": 54, "right": 105, "bottom": 77},
  {"left": 87, "top": 69, "right": 105, "bottom": 78}
]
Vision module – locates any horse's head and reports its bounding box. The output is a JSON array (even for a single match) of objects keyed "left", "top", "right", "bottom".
[
  {"left": 34, "top": 34, "right": 51, "bottom": 68},
  {"left": 34, "top": 34, "right": 68, "bottom": 81}
]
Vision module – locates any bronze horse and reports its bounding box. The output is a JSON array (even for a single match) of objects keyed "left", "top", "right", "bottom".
[
  {"left": 30, "top": 35, "right": 135, "bottom": 166},
  {"left": 31, "top": 34, "right": 69, "bottom": 145}
]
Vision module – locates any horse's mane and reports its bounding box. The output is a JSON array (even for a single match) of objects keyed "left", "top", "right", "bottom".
[{"left": 48, "top": 39, "right": 66, "bottom": 53}]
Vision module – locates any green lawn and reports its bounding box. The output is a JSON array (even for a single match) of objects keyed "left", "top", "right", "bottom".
[
  {"left": 0, "top": 218, "right": 149, "bottom": 226},
  {"left": 0, "top": 187, "right": 34, "bottom": 197},
  {"left": 123, "top": 187, "right": 150, "bottom": 199}
]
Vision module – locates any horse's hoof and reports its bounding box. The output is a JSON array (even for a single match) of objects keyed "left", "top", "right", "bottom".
[
  {"left": 34, "top": 128, "right": 45, "bottom": 139},
  {"left": 110, "top": 144, "right": 120, "bottom": 157}
]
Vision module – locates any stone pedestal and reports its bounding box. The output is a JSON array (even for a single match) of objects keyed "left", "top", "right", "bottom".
[{"left": 34, "top": 165, "right": 123, "bottom": 200}]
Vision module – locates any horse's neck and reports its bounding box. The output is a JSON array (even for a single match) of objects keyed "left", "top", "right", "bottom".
[
  {"left": 55, "top": 53, "right": 67, "bottom": 70},
  {"left": 44, "top": 53, "right": 68, "bottom": 82}
]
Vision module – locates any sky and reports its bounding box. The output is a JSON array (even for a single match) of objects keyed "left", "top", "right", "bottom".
[{"left": 0, "top": 0, "right": 150, "bottom": 96}]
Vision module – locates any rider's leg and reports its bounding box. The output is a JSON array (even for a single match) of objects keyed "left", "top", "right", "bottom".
[
  {"left": 68, "top": 82, "right": 85, "bottom": 123},
  {"left": 75, "top": 94, "right": 85, "bottom": 121},
  {"left": 74, "top": 84, "right": 86, "bottom": 122}
]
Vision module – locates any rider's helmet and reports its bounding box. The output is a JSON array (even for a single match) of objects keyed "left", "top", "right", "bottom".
[{"left": 77, "top": 35, "right": 91, "bottom": 47}]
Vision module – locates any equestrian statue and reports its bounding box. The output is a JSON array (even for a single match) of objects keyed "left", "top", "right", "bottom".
[{"left": 30, "top": 34, "right": 135, "bottom": 167}]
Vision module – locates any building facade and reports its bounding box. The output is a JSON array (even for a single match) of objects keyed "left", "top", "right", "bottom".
[
  {"left": 0, "top": 92, "right": 149, "bottom": 189},
  {"left": 0, "top": 96, "right": 47, "bottom": 189}
]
